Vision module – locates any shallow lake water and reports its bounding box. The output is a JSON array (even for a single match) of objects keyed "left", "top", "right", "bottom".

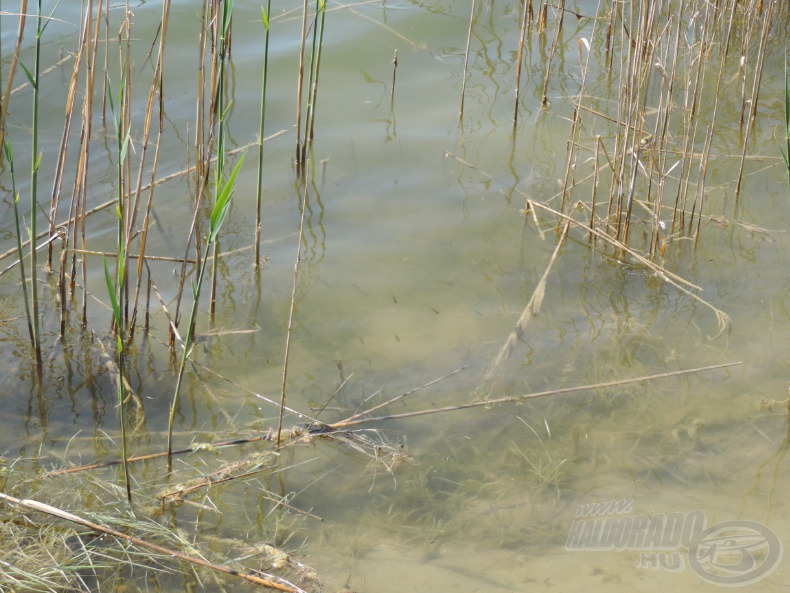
[{"left": 1, "top": 1, "right": 789, "bottom": 592}]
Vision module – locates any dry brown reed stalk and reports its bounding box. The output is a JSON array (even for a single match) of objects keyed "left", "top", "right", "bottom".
[
  {"left": 512, "top": 0, "right": 530, "bottom": 123},
  {"left": 66, "top": 248, "right": 194, "bottom": 265},
  {"left": 195, "top": 0, "right": 209, "bottom": 181},
  {"left": 174, "top": 0, "right": 214, "bottom": 334},
  {"left": 459, "top": 0, "right": 477, "bottom": 120},
  {"left": 67, "top": 0, "right": 104, "bottom": 324},
  {"left": 540, "top": 1, "right": 564, "bottom": 107},
  {"left": 390, "top": 49, "right": 398, "bottom": 112},
  {"left": 0, "top": 492, "right": 306, "bottom": 593},
  {"left": 175, "top": 0, "right": 228, "bottom": 335},
  {"left": 255, "top": 1, "right": 273, "bottom": 271},
  {"left": 128, "top": 0, "right": 172, "bottom": 336},
  {"left": 553, "top": 0, "right": 776, "bottom": 258},
  {"left": 0, "top": 139, "right": 278, "bottom": 268},
  {"left": 0, "top": 0, "right": 27, "bottom": 148},
  {"left": 733, "top": 0, "right": 775, "bottom": 205},
  {"left": 46, "top": 24, "right": 87, "bottom": 269},
  {"left": 445, "top": 150, "right": 731, "bottom": 336},
  {"left": 559, "top": 0, "right": 601, "bottom": 215}
]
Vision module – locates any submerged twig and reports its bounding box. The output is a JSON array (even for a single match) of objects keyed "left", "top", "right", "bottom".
[
  {"left": 328, "top": 362, "right": 742, "bottom": 429},
  {"left": 489, "top": 220, "right": 570, "bottom": 378},
  {"left": 277, "top": 182, "right": 310, "bottom": 446}
]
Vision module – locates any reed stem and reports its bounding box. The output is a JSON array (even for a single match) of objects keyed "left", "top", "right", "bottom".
[
  {"left": 168, "top": 154, "right": 245, "bottom": 466},
  {"left": 277, "top": 181, "right": 309, "bottom": 447},
  {"left": 2, "top": 140, "right": 36, "bottom": 357},
  {"left": 28, "top": 0, "right": 43, "bottom": 369},
  {"left": 255, "top": 1, "right": 272, "bottom": 271},
  {"left": 105, "top": 65, "right": 133, "bottom": 504}
]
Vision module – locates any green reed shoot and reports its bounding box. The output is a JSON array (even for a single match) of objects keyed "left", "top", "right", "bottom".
[
  {"left": 210, "top": 0, "right": 235, "bottom": 316},
  {"left": 168, "top": 153, "right": 246, "bottom": 467},
  {"left": 2, "top": 140, "right": 36, "bottom": 357},
  {"left": 19, "top": 0, "right": 45, "bottom": 368},
  {"left": 105, "top": 68, "right": 133, "bottom": 504},
  {"left": 255, "top": 1, "right": 272, "bottom": 270}
]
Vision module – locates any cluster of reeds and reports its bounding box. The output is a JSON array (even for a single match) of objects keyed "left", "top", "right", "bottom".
[
  {"left": 0, "top": 0, "right": 337, "bottom": 587},
  {"left": 464, "top": 0, "right": 780, "bottom": 249},
  {"left": 458, "top": 0, "right": 784, "bottom": 337},
  {"left": 295, "top": 0, "right": 328, "bottom": 173}
]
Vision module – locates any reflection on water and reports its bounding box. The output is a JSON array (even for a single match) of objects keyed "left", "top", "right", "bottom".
[{"left": 1, "top": 1, "right": 789, "bottom": 592}]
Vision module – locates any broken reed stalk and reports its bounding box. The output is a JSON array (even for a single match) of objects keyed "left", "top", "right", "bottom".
[
  {"left": 209, "top": 0, "right": 235, "bottom": 319},
  {"left": 445, "top": 150, "right": 730, "bottom": 336},
  {"left": 328, "top": 362, "right": 743, "bottom": 430},
  {"left": 0, "top": 492, "right": 302, "bottom": 593},
  {"left": 255, "top": 1, "right": 273, "bottom": 271},
  {"left": 167, "top": 154, "right": 245, "bottom": 467},
  {"left": 49, "top": 360, "right": 740, "bottom": 481},
  {"left": 276, "top": 181, "right": 310, "bottom": 447},
  {"left": 488, "top": 220, "right": 570, "bottom": 378},
  {"left": 459, "top": 0, "right": 477, "bottom": 120}
]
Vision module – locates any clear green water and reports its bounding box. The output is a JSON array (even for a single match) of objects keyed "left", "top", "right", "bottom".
[{"left": 1, "top": 1, "right": 789, "bottom": 592}]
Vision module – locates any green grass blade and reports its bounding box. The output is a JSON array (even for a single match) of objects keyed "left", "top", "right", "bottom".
[
  {"left": 103, "top": 257, "right": 122, "bottom": 331},
  {"left": 209, "top": 153, "right": 246, "bottom": 243},
  {"left": 20, "top": 61, "right": 36, "bottom": 89}
]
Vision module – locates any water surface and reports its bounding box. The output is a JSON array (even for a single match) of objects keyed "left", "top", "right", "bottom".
[{"left": 1, "top": 1, "right": 789, "bottom": 592}]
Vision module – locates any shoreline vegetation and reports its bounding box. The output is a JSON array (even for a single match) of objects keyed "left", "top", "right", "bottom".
[{"left": 0, "top": 1, "right": 787, "bottom": 591}]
